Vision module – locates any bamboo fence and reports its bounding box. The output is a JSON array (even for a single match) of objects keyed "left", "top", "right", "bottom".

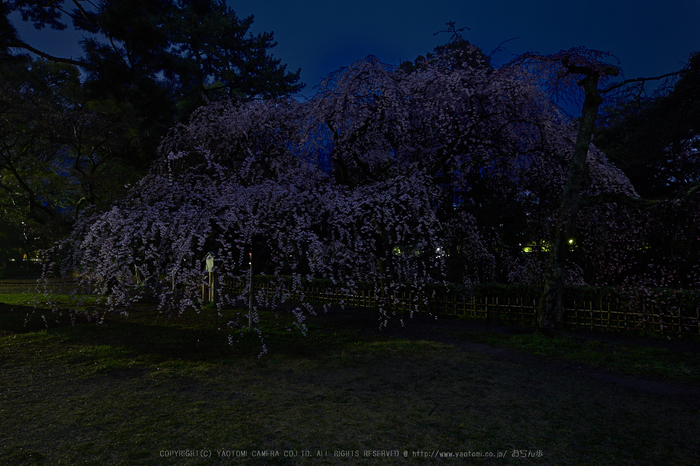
[
  {"left": 5, "top": 275, "right": 695, "bottom": 338},
  {"left": 216, "top": 276, "right": 700, "bottom": 338}
]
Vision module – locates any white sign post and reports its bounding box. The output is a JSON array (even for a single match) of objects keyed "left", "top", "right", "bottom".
[{"left": 204, "top": 252, "right": 215, "bottom": 304}]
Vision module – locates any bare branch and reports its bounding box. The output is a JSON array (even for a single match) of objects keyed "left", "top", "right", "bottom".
[
  {"left": 489, "top": 37, "right": 522, "bottom": 57},
  {"left": 601, "top": 70, "right": 686, "bottom": 94},
  {"left": 581, "top": 192, "right": 663, "bottom": 210},
  {"left": 69, "top": 0, "right": 93, "bottom": 21},
  {"left": 686, "top": 184, "right": 700, "bottom": 198},
  {"left": 8, "top": 40, "right": 87, "bottom": 68},
  {"left": 433, "top": 21, "right": 469, "bottom": 41}
]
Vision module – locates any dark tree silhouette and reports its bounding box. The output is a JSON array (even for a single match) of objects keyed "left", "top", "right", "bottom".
[{"left": 507, "top": 48, "right": 693, "bottom": 333}]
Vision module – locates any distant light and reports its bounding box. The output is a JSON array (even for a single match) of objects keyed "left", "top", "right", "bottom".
[{"left": 568, "top": 239, "right": 574, "bottom": 244}]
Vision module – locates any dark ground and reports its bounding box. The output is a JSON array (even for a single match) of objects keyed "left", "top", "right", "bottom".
[
  {"left": 3, "top": 276, "right": 699, "bottom": 403},
  {"left": 307, "top": 306, "right": 700, "bottom": 400}
]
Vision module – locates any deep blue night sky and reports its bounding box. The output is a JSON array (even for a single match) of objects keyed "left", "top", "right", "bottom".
[
  {"left": 231, "top": 0, "right": 699, "bottom": 99},
  {"left": 13, "top": 0, "right": 700, "bottom": 101}
]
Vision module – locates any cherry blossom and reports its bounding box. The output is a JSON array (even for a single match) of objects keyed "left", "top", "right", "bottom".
[{"left": 45, "top": 43, "right": 660, "bottom": 340}]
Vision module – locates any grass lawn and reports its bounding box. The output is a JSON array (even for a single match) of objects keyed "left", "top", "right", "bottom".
[{"left": 0, "top": 290, "right": 699, "bottom": 465}]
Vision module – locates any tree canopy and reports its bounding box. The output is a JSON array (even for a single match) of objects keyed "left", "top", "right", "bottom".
[
  {"left": 0, "top": 57, "right": 144, "bottom": 261},
  {"left": 594, "top": 52, "right": 700, "bottom": 198},
  {"left": 4, "top": 0, "right": 303, "bottom": 105},
  {"left": 1, "top": 0, "right": 303, "bottom": 264}
]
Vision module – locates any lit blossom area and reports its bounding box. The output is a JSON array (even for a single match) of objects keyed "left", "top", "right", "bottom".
[{"left": 45, "top": 43, "right": 699, "bottom": 342}]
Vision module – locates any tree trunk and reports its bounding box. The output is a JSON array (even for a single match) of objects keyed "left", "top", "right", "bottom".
[{"left": 538, "top": 74, "right": 603, "bottom": 333}]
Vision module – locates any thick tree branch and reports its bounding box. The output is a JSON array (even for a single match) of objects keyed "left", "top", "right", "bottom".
[
  {"left": 580, "top": 192, "right": 662, "bottom": 210},
  {"left": 8, "top": 40, "right": 87, "bottom": 68},
  {"left": 601, "top": 70, "right": 686, "bottom": 94},
  {"left": 582, "top": 182, "right": 699, "bottom": 209}
]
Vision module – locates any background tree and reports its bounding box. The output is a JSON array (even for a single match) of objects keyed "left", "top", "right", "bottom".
[
  {"left": 4, "top": 0, "right": 303, "bottom": 118},
  {"left": 76, "top": 0, "right": 303, "bottom": 132},
  {"left": 509, "top": 48, "right": 695, "bottom": 333},
  {"left": 0, "top": 57, "right": 147, "bottom": 263},
  {"left": 1, "top": 0, "right": 303, "bottom": 264},
  {"left": 594, "top": 52, "right": 700, "bottom": 199}
]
